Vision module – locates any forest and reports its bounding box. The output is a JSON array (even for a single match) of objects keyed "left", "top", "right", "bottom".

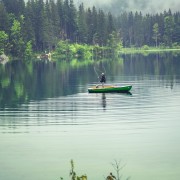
[{"left": 0, "top": 0, "right": 180, "bottom": 59}]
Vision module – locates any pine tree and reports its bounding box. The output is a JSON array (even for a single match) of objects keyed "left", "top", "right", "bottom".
[
  {"left": 97, "top": 9, "right": 107, "bottom": 46},
  {"left": 91, "top": 6, "right": 98, "bottom": 45},
  {"left": 69, "top": 0, "right": 78, "bottom": 42},
  {"left": 86, "top": 8, "right": 92, "bottom": 44},
  {"left": 77, "top": 3, "right": 87, "bottom": 43},
  {"left": 63, "top": 0, "right": 70, "bottom": 39},
  {"left": 23, "top": 1, "right": 35, "bottom": 49},
  {"left": 127, "top": 11, "right": 134, "bottom": 47},
  {"left": 107, "top": 12, "right": 116, "bottom": 36},
  {"left": 2, "top": 0, "right": 25, "bottom": 16},
  {"left": 0, "top": 2, "right": 9, "bottom": 31},
  {"left": 133, "top": 11, "right": 144, "bottom": 47},
  {"left": 172, "top": 12, "right": 180, "bottom": 45},
  {"left": 118, "top": 12, "right": 129, "bottom": 47},
  {"left": 143, "top": 14, "right": 153, "bottom": 46},
  {"left": 164, "top": 15, "right": 175, "bottom": 46},
  {"left": 57, "top": 0, "right": 66, "bottom": 40},
  {"left": 34, "top": 0, "right": 47, "bottom": 51},
  {"left": 152, "top": 23, "right": 160, "bottom": 47}
]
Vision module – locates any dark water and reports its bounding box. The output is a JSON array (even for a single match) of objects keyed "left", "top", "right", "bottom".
[{"left": 0, "top": 52, "right": 180, "bottom": 180}]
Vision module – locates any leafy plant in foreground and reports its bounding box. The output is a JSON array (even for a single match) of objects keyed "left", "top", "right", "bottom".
[
  {"left": 60, "top": 159, "right": 87, "bottom": 180},
  {"left": 60, "top": 159, "right": 131, "bottom": 180}
]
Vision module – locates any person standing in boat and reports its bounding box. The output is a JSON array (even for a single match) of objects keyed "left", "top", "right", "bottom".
[{"left": 100, "top": 72, "right": 106, "bottom": 87}]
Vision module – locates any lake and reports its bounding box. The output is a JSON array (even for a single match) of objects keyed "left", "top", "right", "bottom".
[{"left": 0, "top": 52, "right": 180, "bottom": 180}]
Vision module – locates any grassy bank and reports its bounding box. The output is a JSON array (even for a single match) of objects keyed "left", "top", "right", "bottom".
[
  {"left": 21, "top": 43, "right": 180, "bottom": 62},
  {"left": 119, "top": 45, "right": 180, "bottom": 55}
]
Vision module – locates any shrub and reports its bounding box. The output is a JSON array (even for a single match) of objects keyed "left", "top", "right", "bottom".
[{"left": 142, "top": 45, "right": 150, "bottom": 50}]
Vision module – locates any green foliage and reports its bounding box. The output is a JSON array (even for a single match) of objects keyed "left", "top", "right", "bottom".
[
  {"left": 73, "top": 44, "right": 92, "bottom": 59},
  {"left": 53, "top": 40, "right": 73, "bottom": 60},
  {"left": 69, "top": 160, "right": 87, "bottom": 180},
  {"left": 107, "top": 31, "right": 123, "bottom": 50},
  {"left": 142, "top": 45, "right": 150, "bottom": 50},
  {"left": 172, "top": 42, "right": 180, "bottom": 49},
  {"left": 53, "top": 40, "right": 92, "bottom": 60},
  {"left": 24, "top": 41, "right": 33, "bottom": 60},
  {"left": 10, "top": 19, "right": 25, "bottom": 57},
  {"left": 0, "top": 0, "right": 179, "bottom": 59},
  {"left": 0, "top": 31, "right": 8, "bottom": 55}
]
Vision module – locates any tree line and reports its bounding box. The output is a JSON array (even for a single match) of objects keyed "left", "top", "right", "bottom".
[{"left": 0, "top": 0, "right": 179, "bottom": 58}]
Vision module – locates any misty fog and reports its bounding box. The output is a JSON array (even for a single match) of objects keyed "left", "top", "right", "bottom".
[
  {"left": 23, "top": 0, "right": 180, "bottom": 14},
  {"left": 75, "top": 0, "right": 180, "bottom": 14}
]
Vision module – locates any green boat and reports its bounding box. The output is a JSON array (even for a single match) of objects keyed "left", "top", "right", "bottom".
[{"left": 88, "top": 85, "right": 132, "bottom": 93}]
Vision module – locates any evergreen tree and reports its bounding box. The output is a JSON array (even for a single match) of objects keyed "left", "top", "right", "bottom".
[
  {"left": 133, "top": 11, "right": 144, "bottom": 47},
  {"left": 118, "top": 12, "right": 129, "bottom": 47},
  {"left": 33, "top": 0, "right": 47, "bottom": 51},
  {"left": 164, "top": 15, "right": 175, "bottom": 46},
  {"left": 0, "top": 1, "right": 9, "bottom": 31},
  {"left": 97, "top": 9, "right": 107, "bottom": 46},
  {"left": 23, "top": 0, "right": 36, "bottom": 50},
  {"left": 51, "top": 0, "right": 60, "bottom": 38},
  {"left": 2, "top": 0, "right": 25, "bottom": 16},
  {"left": 155, "top": 13, "right": 165, "bottom": 45},
  {"left": 91, "top": 6, "right": 98, "bottom": 45},
  {"left": 77, "top": 3, "right": 87, "bottom": 43},
  {"left": 69, "top": 0, "right": 78, "bottom": 42},
  {"left": 143, "top": 14, "right": 153, "bottom": 46},
  {"left": 127, "top": 11, "right": 134, "bottom": 47},
  {"left": 152, "top": 23, "right": 160, "bottom": 47},
  {"left": 63, "top": 0, "right": 70, "bottom": 39},
  {"left": 86, "top": 8, "right": 93, "bottom": 44},
  {"left": 57, "top": 0, "right": 63, "bottom": 27},
  {"left": 43, "top": 0, "right": 54, "bottom": 51},
  {"left": 172, "top": 12, "right": 180, "bottom": 45},
  {"left": 107, "top": 12, "right": 116, "bottom": 36}
]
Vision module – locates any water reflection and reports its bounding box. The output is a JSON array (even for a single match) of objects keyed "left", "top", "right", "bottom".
[
  {"left": 0, "top": 53, "right": 180, "bottom": 180},
  {"left": 0, "top": 52, "right": 180, "bottom": 108},
  {"left": 101, "top": 93, "right": 106, "bottom": 110},
  {"left": 100, "top": 92, "right": 132, "bottom": 110}
]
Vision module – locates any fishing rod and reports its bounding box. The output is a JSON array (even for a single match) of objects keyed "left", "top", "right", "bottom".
[
  {"left": 94, "top": 66, "right": 99, "bottom": 79},
  {"left": 94, "top": 62, "right": 107, "bottom": 80},
  {"left": 102, "top": 63, "right": 106, "bottom": 74}
]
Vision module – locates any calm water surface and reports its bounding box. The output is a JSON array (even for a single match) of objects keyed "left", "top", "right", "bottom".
[{"left": 0, "top": 53, "right": 180, "bottom": 180}]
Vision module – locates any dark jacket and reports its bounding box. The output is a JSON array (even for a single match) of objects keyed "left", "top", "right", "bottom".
[{"left": 100, "top": 74, "right": 106, "bottom": 83}]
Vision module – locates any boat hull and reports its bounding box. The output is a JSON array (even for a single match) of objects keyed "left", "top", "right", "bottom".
[{"left": 88, "top": 85, "right": 132, "bottom": 93}]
